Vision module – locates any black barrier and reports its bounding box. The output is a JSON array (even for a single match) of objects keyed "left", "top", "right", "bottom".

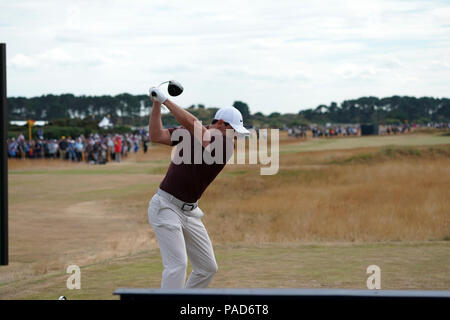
[
  {"left": 113, "top": 288, "right": 449, "bottom": 317},
  {"left": 361, "top": 124, "right": 379, "bottom": 135},
  {"left": 0, "top": 43, "right": 8, "bottom": 266}
]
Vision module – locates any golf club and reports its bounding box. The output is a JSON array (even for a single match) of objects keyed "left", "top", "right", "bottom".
[{"left": 150, "top": 80, "right": 184, "bottom": 99}]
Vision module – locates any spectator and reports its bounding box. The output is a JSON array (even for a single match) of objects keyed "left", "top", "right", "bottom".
[
  {"left": 74, "top": 138, "right": 84, "bottom": 162},
  {"left": 114, "top": 135, "right": 122, "bottom": 163},
  {"left": 143, "top": 135, "right": 149, "bottom": 153},
  {"left": 48, "top": 139, "right": 58, "bottom": 158},
  {"left": 8, "top": 138, "right": 17, "bottom": 157},
  {"left": 107, "top": 136, "right": 114, "bottom": 161},
  {"left": 35, "top": 140, "right": 43, "bottom": 158},
  {"left": 59, "top": 136, "right": 68, "bottom": 160},
  {"left": 133, "top": 137, "right": 139, "bottom": 153},
  {"left": 67, "top": 139, "right": 76, "bottom": 161}
]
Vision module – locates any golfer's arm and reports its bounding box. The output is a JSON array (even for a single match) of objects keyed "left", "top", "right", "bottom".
[
  {"left": 149, "top": 101, "right": 171, "bottom": 145},
  {"left": 163, "top": 99, "right": 210, "bottom": 146}
]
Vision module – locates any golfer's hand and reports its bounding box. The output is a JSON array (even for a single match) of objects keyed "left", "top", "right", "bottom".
[
  {"left": 149, "top": 87, "right": 167, "bottom": 104},
  {"left": 150, "top": 95, "right": 161, "bottom": 107}
]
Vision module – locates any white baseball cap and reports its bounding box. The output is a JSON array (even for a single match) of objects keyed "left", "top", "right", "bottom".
[{"left": 214, "top": 106, "right": 250, "bottom": 135}]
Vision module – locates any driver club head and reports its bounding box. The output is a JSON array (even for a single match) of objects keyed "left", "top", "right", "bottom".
[{"left": 167, "top": 80, "right": 183, "bottom": 96}]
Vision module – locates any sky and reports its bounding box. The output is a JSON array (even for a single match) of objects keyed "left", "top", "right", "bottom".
[{"left": 1, "top": 0, "right": 450, "bottom": 114}]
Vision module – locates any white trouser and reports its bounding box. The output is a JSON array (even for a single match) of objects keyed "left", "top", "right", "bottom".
[{"left": 148, "top": 193, "right": 218, "bottom": 289}]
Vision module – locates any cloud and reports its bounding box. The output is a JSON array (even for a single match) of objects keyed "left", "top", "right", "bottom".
[
  {"left": 333, "top": 63, "right": 378, "bottom": 80},
  {"left": 219, "top": 67, "right": 309, "bottom": 84},
  {"left": 429, "top": 58, "right": 450, "bottom": 70},
  {"left": 9, "top": 47, "right": 130, "bottom": 70},
  {"left": 37, "top": 48, "right": 74, "bottom": 64},
  {"left": 2, "top": 0, "right": 450, "bottom": 112},
  {"left": 54, "top": 34, "right": 92, "bottom": 44},
  {"left": 149, "top": 64, "right": 196, "bottom": 74},
  {"left": 10, "top": 54, "right": 37, "bottom": 70}
]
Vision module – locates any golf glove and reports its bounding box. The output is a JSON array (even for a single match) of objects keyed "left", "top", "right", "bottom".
[{"left": 149, "top": 87, "right": 167, "bottom": 104}]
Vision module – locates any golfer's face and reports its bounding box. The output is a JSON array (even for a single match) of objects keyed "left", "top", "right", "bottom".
[{"left": 222, "top": 122, "right": 234, "bottom": 136}]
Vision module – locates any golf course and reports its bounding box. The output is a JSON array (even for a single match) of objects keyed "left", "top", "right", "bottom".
[{"left": 1, "top": 129, "right": 449, "bottom": 299}]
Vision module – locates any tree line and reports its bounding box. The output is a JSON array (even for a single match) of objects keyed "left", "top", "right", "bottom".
[{"left": 7, "top": 94, "right": 450, "bottom": 128}]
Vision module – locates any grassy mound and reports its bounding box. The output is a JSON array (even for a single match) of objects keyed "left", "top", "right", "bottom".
[{"left": 329, "top": 144, "right": 450, "bottom": 165}]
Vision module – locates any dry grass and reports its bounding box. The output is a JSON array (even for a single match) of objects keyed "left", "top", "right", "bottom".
[
  {"left": 202, "top": 153, "right": 450, "bottom": 243},
  {"left": 2, "top": 132, "right": 449, "bottom": 296}
]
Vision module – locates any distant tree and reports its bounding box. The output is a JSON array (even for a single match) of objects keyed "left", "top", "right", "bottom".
[
  {"left": 269, "top": 112, "right": 281, "bottom": 118},
  {"left": 232, "top": 101, "right": 251, "bottom": 125},
  {"left": 6, "top": 94, "right": 450, "bottom": 127}
]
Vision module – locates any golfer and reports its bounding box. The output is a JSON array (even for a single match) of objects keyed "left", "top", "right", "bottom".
[{"left": 147, "top": 87, "right": 249, "bottom": 288}]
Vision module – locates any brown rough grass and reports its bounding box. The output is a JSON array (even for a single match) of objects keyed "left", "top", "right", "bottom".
[{"left": 202, "top": 155, "right": 450, "bottom": 243}]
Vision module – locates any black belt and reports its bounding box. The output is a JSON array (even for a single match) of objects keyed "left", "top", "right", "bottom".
[{"left": 156, "top": 188, "right": 198, "bottom": 211}]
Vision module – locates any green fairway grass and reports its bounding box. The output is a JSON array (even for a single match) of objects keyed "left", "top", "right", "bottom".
[
  {"left": 281, "top": 133, "right": 450, "bottom": 154},
  {"left": 0, "top": 241, "right": 448, "bottom": 300}
]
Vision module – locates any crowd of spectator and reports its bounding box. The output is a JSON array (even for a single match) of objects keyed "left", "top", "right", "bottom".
[
  {"left": 287, "top": 125, "right": 360, "bottom": 138},
  {"left": 287, "top": 127, "right": 308, "bottom": 138},
  {"left": 426, "top": 122, "right": 450, "bottom": 129},
  {"left": 379, "top": 122, "right": 449, "bottom": 135},
  {"left": 7, "top": 131, "right": 150, "bottom": 164},
  {"left": 8, "top": 122, "right": 449, "bottom": 162},
  {"left": 379, "top": 124, "right": 411, "bottom": 135},
  {"left": 288, "top": 122, "right": 449, "bottom": 139},
  {"left": 310, "top": 126, "right": 359, "bottom": 138}
]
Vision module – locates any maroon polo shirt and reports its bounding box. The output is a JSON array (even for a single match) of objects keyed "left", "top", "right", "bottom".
[{"left": 159, "top": 126, "right": 234, "bottom": 203}]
